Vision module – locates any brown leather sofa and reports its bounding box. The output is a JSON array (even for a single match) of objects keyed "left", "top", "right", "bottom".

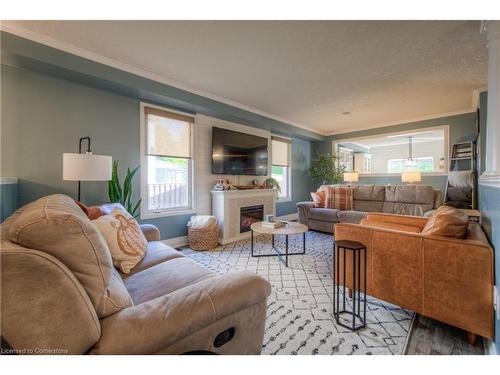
[
  {"left": 297, "top": 184, "right": 441, "bottom": 233},
  {"left": 334, "top": 212, "right": 494, "bottom": 341},
  {"left": 0, "top": 194, "right": 271, "bottom": 354}
]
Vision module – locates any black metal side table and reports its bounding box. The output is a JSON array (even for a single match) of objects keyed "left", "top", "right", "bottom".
[{"left": 333, "top": 239, "right": 367, "bottom": 331}]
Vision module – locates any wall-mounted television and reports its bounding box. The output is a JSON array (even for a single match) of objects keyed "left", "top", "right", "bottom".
[{"left": 211, "top": 127, "right": 268, "bottom": 176}]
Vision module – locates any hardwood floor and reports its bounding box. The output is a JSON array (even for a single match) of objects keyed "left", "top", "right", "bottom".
[{"left": 404, "top": 314, "right": 484, "bottom": 355}]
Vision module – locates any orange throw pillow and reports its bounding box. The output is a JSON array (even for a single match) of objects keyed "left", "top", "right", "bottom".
[
  {"left": 74, "top": 200, "right": 105, "bottom": 220},
  {"left": 421, "top": 206, "right": 469, "bottom": 239},
  {"left": 310, "top": 191, "right": 326, "bottom": 207},
  {"left": 324, "top": 186, "right": 353, "bottom": 210}
]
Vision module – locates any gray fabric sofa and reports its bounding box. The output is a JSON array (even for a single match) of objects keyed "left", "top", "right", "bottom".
[
  {"left": 1, "top": 194, "right": 271, "bottom": 354},
  {"left": 297, "top": 184, "right": 441, "bottom": 233}
]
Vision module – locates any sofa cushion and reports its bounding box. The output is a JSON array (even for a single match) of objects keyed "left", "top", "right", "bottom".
[
  {"left": 336, "top": 210, "right": 368, "bottom": 224},
  {"left": 352, "top": 185, "right": 385, "bottom": 212},
  {"left": 308, "top": 219, "right": 335, "bottom": 233},
  {"left": 1, "top": 245, "right": 101, "bottom": 354},
  {"left": 382, "top": 185, "right": 434, "bottom": 216},
  {"left": 309, "top": 207, "right": 339, "bottom": 222},
  {"left": 421, "top": 206, "right": 469, "bottom": 239},
  {"left": 8, "top": 194, "right": 133, "bottom": 318},
  {"left": 122, "top": 241, "right": 185, "bottom": 278},
  {"left": 124, "top": 257, "right": 217, "bottom": 305}
]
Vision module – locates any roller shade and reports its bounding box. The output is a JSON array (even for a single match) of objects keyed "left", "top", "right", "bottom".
[
  {"left": 145, "top": 107, "right": 193, "bottom": 158},
  {"left": 272, "top": 137, "right": 290, "bottom": 167}
]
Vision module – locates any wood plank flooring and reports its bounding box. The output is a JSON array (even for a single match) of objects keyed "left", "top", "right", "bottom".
[{"left": 404, "top": 314, "right": 484, "bottom": 355}]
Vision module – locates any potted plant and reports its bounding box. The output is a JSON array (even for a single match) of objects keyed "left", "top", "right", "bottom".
[
  {"left": 108, "top": 160, "right": 142, "bottom": 218},
  {"left": 262, "top": 177, "right": 281, "bottom": 194},
  {"left": 309, "top": 152, "right": 345, "bottom": 185}
]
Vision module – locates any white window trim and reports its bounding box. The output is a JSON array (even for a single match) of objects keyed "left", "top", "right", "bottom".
[
  {"left": 331, "top": 125, "right": 450, "bottom": 178},
  {"left": 139, "top": 102, "right": 196, "bottom": 219},
  {"left": 272, "top": 136, "right": 292, "bottom": 203}
]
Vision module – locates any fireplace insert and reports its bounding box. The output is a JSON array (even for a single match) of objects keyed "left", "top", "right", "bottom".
[{"left": 240, "top": 205, "right": 264, "bottom": 233}]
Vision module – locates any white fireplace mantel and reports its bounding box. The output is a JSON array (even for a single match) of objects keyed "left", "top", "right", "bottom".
[{"left": 211, "top": 189, "right": 277, "bottom": 245}]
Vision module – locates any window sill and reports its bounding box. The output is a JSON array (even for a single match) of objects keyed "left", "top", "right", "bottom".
[
  {"left": 141, "top": 209, "right": 195, "bottom": 220},
  {"left": 277, "top": 198, "right": 292, "bottom": 203},
  {"left": 358, "top": 172, "right": 448, "bottom": 178}
]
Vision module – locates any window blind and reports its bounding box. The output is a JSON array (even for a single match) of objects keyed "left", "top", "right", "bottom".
[
  {"left": 272, "top": 137, "right": 290, "bottom": 167},
  {"left": 145, "top": 107, "right": 193, "bottom": 159}
]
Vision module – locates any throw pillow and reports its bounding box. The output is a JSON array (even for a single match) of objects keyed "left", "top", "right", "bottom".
[
  {"left": 310, "top": 191, "right": 326, "bottom": 208},
  {"left": 421, "top": 205, "right": 469, "bottom": 239},
  {"left": 93, "top": 207, "right": 148, "bottom": 274},
  {"left": 324, "top": 186, "right": 353, "bottom": 210},
  {"left": 75, "top": 200, "right": 105, "bottom": 220}
]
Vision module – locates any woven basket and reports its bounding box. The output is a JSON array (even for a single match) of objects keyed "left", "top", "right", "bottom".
[{"left": 188, "top": 222, "right": 219, "bottom": 251}]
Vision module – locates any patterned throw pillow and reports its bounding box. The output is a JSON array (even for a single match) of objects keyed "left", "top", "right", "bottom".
[
  {"left": 310, "top": 191, "right": 326, "bottom": 207},
  {"left": 93, "top": 207, "right": 147, "bottom": 274},
  {"left": 323, "top": 186, "right": 353, "bottom": 210}
]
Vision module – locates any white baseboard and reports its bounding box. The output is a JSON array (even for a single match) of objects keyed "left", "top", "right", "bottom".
[
  {"left": 163, "top": 236, "right": 189, "bottom": 249},
  {"left": 276, "top": 213, "right": 298, "bottom": 221},
  {"left": 163, "top": 213, "right": 297, "bottom": 249}
]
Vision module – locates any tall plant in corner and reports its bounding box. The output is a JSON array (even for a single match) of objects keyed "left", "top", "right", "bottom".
[
  {"left": 108, "top": 160, "right": 142, "bottom": 218},
  {"left": 309, "top": 152, "right": 345, "bottom": 185}
]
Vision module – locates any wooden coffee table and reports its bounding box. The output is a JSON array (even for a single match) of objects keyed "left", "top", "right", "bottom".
[{"left": 250, "top": 221, "right": 308, "bottom": 267}]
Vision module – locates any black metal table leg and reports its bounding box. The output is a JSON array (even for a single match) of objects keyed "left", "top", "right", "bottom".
[
  {"left": 251, "top": 227, "right": 307, "bottom": 267},
  {"left": 286, "top": 235, "right": 289, "bottom": 267},
  {"left": 251, "top": 229, "right": 254, "bottom": 257}
]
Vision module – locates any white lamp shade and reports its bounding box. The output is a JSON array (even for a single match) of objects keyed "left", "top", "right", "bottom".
[
  {"left": 63, "top": 153, "right": 112, "bottom": 181},
  {"left": 401, "top": 171, "right": 422, "bottom": 183},
  {"left": 343, "top": 172, "right": 359, "bottom": 182}
]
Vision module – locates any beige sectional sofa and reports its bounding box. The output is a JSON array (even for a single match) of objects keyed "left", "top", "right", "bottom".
[
  {"left": 0, "top": 194, "right": 271, "bottom": 354},
  {"left": 297, "top": 184, "right": 441, "bottom": 233}
]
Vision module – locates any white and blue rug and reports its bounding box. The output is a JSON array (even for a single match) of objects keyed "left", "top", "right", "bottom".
[{"left": 181, "top": 231, "right": 414, "bottom": 355}]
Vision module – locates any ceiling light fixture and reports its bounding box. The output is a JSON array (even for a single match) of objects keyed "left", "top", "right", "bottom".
[{"left": 404, "top": 136, "right": 417, "bottom": 169}]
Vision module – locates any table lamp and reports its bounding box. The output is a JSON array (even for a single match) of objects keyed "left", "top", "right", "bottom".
[
  {"left": 63, "top": 137, "right": 112, "bottom": 201},
  {"left": 401, "top": 171, "right": 422, "bottom": 184},
  {"left": 343, "top": 172, "right": 359, "bottom": 186}
]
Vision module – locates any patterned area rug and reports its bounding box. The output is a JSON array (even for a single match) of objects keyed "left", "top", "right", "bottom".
[{"left": 181, "top": 231, "right": 414, "bottom": 355}]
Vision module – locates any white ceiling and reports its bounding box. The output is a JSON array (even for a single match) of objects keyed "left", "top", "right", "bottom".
[{"left": 3, "top": 21, "right": 488, "bottom": 135}]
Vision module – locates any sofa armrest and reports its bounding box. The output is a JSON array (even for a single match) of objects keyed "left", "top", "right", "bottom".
[
  {"left": 140, "top": 224, "right": 160, "bottom": 242},
  {"left": 296, "top": 201, "right": 315, "bottom": 225},
  {"left": 365, "top": 213, "right": 429, "bottom": 231},
  {"left": 91, "top": 271, "right": 271, "bottom": 354}
]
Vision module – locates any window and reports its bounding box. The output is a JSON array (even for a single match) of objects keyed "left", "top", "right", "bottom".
[
  {"left": 388, "top": 157, "right": 434, "bottom": 173},
  {"left": 271, "top": 136, "right": 291, "bottom": 200},
  {"left": 141, "top": 104, "right": 194, "bottom": 217},
  {"left": 333, "top": 126, "right": 448, "bottom": 176}
]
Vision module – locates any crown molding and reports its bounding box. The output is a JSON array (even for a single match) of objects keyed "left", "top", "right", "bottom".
[
  {"left": 324, "top": 108, "right": 476, "bottom": 137},
  {"left": 0, "top": 23, "right": 323, "bottom": 136},
  {"left": 0, "top": 23, "right": 486, "bottom": 139}
]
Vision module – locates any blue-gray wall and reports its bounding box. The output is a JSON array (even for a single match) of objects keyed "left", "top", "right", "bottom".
[
  {"left": 0, "top": 62, "right": 315, "bottom": 236},
  {"left": 0, "top": 181, "right": 18, "bottom": 222},
  {"left": 312, "top": 112, "right": 479, "bottom": 199},
  {"left": 477, "top": 90, "right": 499, "bottom": 354},
  {"left": 479, "top": 184, "right": 500, "bottom": 353}
]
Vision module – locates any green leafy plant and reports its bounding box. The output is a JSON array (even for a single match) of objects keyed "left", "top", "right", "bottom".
[
  {"left": 309, "top": 152, "right": 345, "bottom": 184},
  {"left": 263, "top": 177, "right": 281, "bottom": 193},
  {"left": 108, "top": 160, "right": 141, "bottom": 218}
]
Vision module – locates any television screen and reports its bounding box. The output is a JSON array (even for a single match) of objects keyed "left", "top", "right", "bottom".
[{"left": 212, "top": 127, "right": 268, "bottom": 176}]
